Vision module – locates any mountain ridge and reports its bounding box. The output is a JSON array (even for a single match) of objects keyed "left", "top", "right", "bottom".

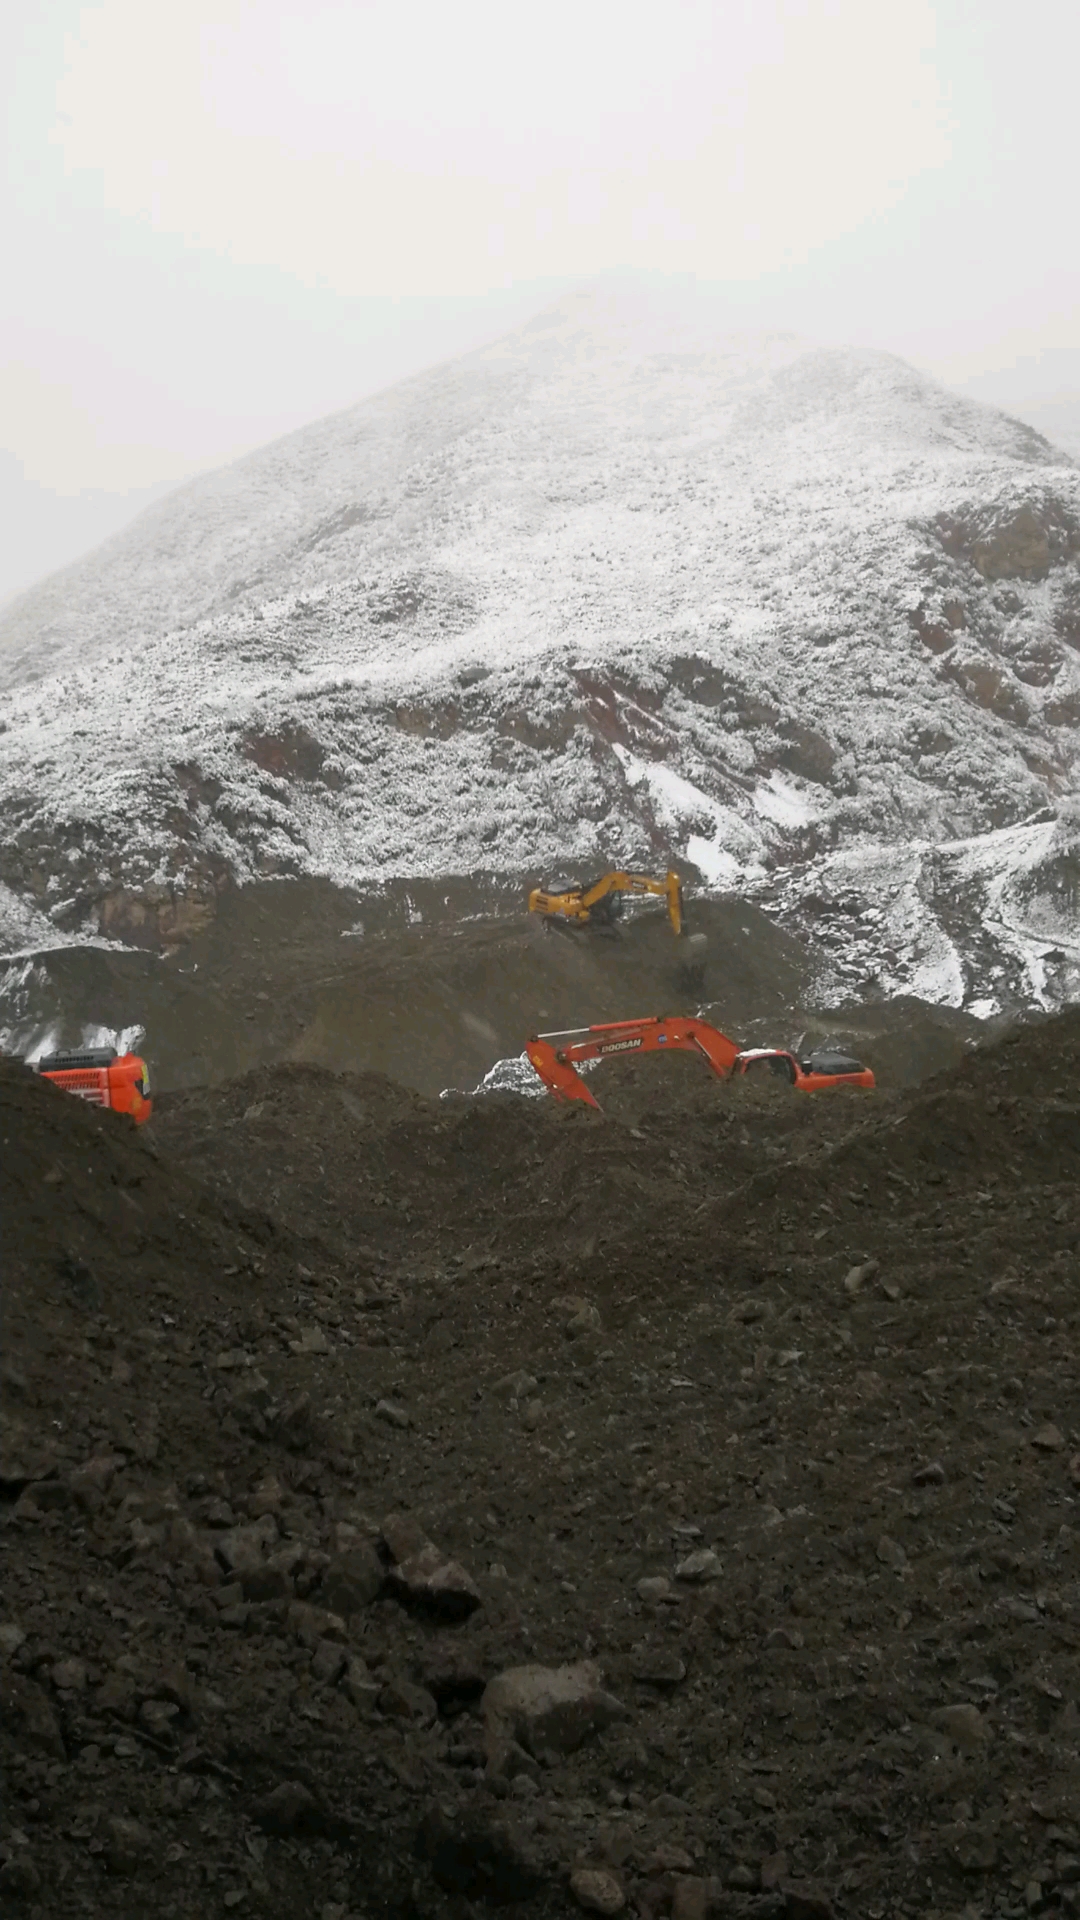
[
  {"left": 1, "top": 285, "right": 1079, "bottom": 1019},
  {"left": 0, "top": 295, "right": 1067, "bottom": 684}
]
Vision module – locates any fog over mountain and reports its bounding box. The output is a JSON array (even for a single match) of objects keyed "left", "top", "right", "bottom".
[{"left": 2, "top": 285, "right": 1079, "bottom": 1015}]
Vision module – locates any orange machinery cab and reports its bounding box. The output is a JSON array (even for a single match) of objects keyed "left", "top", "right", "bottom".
[
  {"left": 36, "top": 1047, "right": 153, "bottom": 1124},
  {"left": 734, "top": 1047, "right": 875, "bottom": 1092}
]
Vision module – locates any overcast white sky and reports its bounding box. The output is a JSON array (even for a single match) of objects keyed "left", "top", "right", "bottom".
[{"left": 2, "top": 0, "right": 1078, "bottom": 601}]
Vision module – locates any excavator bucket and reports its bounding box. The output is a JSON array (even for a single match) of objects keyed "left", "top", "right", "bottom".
[{"left": 525, "top": 1038, "right": 601, "bottom": 1108}]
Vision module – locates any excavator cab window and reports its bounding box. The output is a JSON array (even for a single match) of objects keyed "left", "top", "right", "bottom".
[
  {"left": 590, "top": 890, "right": 622, "bottom": 924},
  {"left": 740, "top": 1053, "right": 796, "bottom": 1083}
]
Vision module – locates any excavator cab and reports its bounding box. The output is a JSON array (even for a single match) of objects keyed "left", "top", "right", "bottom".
[
  {"left": 767, "top": 1053, "right": 797, "bottom": 1085},
  {"left": 591, "top": 889, "right": 624, "bottom": 923},
  {"left": 733, "top": 1048, "right": 874, "bottom": 1092}
]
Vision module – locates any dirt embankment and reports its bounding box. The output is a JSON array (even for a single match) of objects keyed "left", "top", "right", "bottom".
[
  {"left": 4, "top": 879, "right": 810, "bottom": 1096},
  {"left": 3, "top": 1015, "right": 1080, "bottom": 1920}
]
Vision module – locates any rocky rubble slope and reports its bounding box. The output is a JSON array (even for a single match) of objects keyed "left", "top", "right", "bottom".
[
  {"left": 0, "top": 285, "right": 1078, "bottom": 1013},
  {"left": 0, "top": 887, "right": 810, "bottom": 1097},
  {"left": 3, "top": 1013, "right": 1080, "bottom": 1919}
]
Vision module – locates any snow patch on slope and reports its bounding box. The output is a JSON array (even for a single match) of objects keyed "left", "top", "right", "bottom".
[
  {"left": 0, "top": 881, "right": 134, "bottom": 965},
  {"left": 770, "top": 814, "right": 1080, "bottom": 1013},
  {"left": 611, "top": 746, "right": 767, "bottom": 887},
  {"left": 0, "top": 949, "right": 145, "bottom": 1064},
  {"left": 753, "top": 772, "right": 817, "bottom": 830},
  {"left": 0, "top": 286, "right": 1078, "bottom": 1014}
]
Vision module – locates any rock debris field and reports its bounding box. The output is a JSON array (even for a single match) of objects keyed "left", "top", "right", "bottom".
[{"left": 3, "top": 1010, "right": 1080, "bottom": 1920}]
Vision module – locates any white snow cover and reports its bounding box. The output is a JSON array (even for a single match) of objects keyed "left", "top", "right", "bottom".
[
  {"left": 769, "top": 812, "right": 1080, "bottom": 1011},
  {"left": 0, "top": 965, "right": 145, "bottom": 1066},
  {"left": 1, "top": 283, "right": 1079, "bottom": 1010},
  {"left": 443, "top": 1051, "right": 548, "bottom": 1100}
]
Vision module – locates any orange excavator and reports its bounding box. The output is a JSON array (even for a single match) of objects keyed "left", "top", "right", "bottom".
[
  {"left": 525, "top": 1016, "right": 874, "bottom": 1108},
  {"left": 35, "top": 1048, "right": 153, "bottom": 1125}
]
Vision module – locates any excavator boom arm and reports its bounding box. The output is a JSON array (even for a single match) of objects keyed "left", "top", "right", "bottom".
[{"left": 526, "top": 1015, "right": 739, "bottom": 1106}]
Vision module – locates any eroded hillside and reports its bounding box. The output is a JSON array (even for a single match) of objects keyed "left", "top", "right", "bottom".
[{"left": 3, "top": 1012, "right": 1080, "bottom": 1917}]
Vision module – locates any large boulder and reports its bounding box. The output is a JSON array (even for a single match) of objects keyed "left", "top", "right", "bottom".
[
  {"left": 481, "top": 1660, "right": 628, "bottom": 1766},
  {"left": 381, "top": 1512, "right": 480, "bottom": 1622}
]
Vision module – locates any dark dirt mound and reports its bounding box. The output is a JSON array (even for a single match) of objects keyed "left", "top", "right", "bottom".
[
  {"left": 153, "top": 1050, "right": 880, "bottom": 1279},
  {"left": 0, "top": 1055, "right": 304, "bottom": 1433},
  {"left": 729, "top": 993, "right": 989, "bottom": 1090},
  {"left": 2, "top": 877, "right": 811, "bottom": 1096},
  {"left": 273, "top": 890, "right": 810, "bottom": 1101},
  {"left": 818, "top": 993, "right": 989, "bottom": 1087},
  {"left": 4, "top": 1017, "right": 1080, "bottom": 1920},
  {"left": 719, "top": 1004, "right": 1080, "bottom": 1237}
]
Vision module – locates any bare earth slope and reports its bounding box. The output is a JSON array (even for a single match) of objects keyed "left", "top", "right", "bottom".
[
  {"left": 3, "top": 1014, "right": 1080, "bottom": 1918},
  {"left": 0, "top": 880, "right": 985, "bottom": 1099},
  {"left": 1, "top": 285, "right": 1079, "bottom": 1014}
]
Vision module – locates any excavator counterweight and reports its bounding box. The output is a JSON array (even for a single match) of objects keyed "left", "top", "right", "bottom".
[{"left": 35, "top": 1048, "right": 153, "bottom": 1124}]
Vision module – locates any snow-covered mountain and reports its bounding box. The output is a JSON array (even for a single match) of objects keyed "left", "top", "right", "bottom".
[{"left": 1, "top": 283, "right": 1079, "bottom": 1015}]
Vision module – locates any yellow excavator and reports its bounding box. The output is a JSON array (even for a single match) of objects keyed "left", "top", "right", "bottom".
[{"left": 528, "top": 868, "right": 683, "bottom": 937}]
